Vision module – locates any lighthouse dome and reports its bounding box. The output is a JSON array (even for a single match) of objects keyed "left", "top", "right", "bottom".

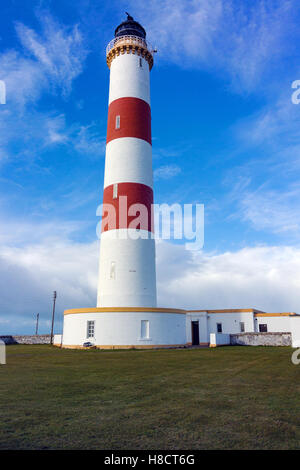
[{"left": 114, "top": 13, "right": 146, "bottom": 39}]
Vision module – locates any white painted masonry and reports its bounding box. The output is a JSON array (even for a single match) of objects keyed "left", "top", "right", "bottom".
[
  {"left": 96, "top": 28, "right": 156, "bottom": 313},
  {"left": 63, "top": 310, "right": 186, "bottom": 347},
  {"left": 62, "top": 308, "right": 300, "bottom": 349},
  {"left": 109, "top": 53, "right": 150, "bottom": 105},
  {"left": 254, "top": 316, "right": 292, "bottom": 333},
  {"left": 97, "top": 229, "right": 157, "bottom": 308},
  {"left": 290, "top": 317, "right": 300, "bottom": 348},
  {"left": 104, "top": 138, "right": 153, "bottom": 188}
]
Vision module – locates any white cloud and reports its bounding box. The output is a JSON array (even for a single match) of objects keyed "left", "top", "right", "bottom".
[
  {"left": 0, "top": 106, "right": 104, "bottom": 165},
  {"left": 1, "top": 14, "right": 87, "bottom": 109},
  {"left": 226, "top": 87, "right": 300, "bottom": 237},
  {"left": 156, "top": 242, "right": 300, "bottom": 312},
  {"left": 224, "top": 172, "right": 300, "bottom": 236},
  {"left": 0, "top": 238, "right": 99, "bottom": 334},
  {"left": 154, "top": 164, "right": 181, "bottom": 180},
  {"left": 237, "top": 184, "right": 300, "bottom": 234},
  {"left": 73, "top": 124, "right": 106, "bottom": 157},
  {"left": 0, "top": 13, "right": 89, "bottom": 163},
  {"left": 235, "top": 93, "right": 300, "bottom": 148},
  {"left": 15, "top": 14, "right": 88, "bottom": 97},
  {"left": 46, "top": 114, "right": 69, "bottom": 144},
  {"left": 0, "top": 217, "right": 86, "bottom": 246},
  {"left": 0, "top": 51, "right": 46, "bottom": 108},
  {"left": 126, "top": 0, "right": 298, "bottom": 92},
  {"left": 41, "top": 115, "right": 105, "bottom": 157},
  {"left": 0, "top": 224, "right": 299, "bottom": 334}
]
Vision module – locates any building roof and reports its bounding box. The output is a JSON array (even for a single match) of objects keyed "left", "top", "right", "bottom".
[
  {"left": 114, "top": 13, "right": 146, "bottom": 39},
  {"left": 254, "top": 312, "right": 299, "bottom": 317},
  {"left": 187, "top": 308, "right": 265, "bottom": 314},
  {"left": 186, "top": 308, "right": 299, "bottom": 317}
]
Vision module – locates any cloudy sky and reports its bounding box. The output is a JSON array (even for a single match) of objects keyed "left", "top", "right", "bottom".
[{"left": 1, "top": 0, "right": 300, "bottom": 335}]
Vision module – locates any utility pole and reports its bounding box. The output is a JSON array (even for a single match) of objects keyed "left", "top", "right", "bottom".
[
  {"left": 35, "top": 313, "right": 39, "bottom": 335},
  {"left": 50, "top": 291, "right": 57, "bottom": 345}
]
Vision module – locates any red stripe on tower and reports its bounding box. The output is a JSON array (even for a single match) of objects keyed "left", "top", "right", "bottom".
[
  {"left": 107, "top": 97, "right": 151, "bottom": 145},
  {"left": 101, "top": 182, "right": 154, "bottom": 233}
]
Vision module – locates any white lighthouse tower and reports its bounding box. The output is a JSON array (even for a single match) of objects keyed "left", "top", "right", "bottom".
[
  {"left": 98, "top": 14, "right": 156, "bottom": 308},
  {"left": 61, "top": 15, "right": 186, "bottom": 349}
]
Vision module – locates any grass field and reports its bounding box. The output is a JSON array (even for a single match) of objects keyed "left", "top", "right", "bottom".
[{"left": 0, "top": 345, "right": 299, "bottom": 450}]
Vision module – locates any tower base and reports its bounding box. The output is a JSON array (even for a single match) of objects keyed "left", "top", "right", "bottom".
[{"left": 61, "top": 307, "right": 187, "bottom": 349}]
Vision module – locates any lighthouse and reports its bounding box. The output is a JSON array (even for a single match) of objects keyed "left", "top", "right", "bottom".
[
  {"left": 61, "top": 15, "right": 187, "bottom": 348},
  {"left": 97, "top": 13, "right": 156, "bottom": 308}
]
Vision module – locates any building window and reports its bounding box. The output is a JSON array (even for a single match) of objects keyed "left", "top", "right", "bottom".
[
  {"left": 240, "top": 322, "right": 245, "bottom": 333},
  {"left": 110, "top": 261, "right": 116, "bottom": 280},
  {"left": 217, "top": 323, "right": 222, "bottom": 333},
  {"left": 115, "top": 115, "right": 120, "bottom": 129},
  {"left": 139, "top": 58, "right": 143, "bottom": 67},
  {"left": 113, "top": 183, "right": 118, "bottom": 199},
  {"left": 259, "top": 324, "right": 268, "bottom": 332},
  {"left": 87, "top": 321, "right": 95, "bottom": 338},
  {"left": 141, "top": 320, "right": 150, "bottom": 339}
]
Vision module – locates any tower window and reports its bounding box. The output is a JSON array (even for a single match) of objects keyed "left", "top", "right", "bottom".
[
  {"left": 141, "top": 320, "right": 150, "bottom": 339},
  {"left": 217, "top": 323, "right": 222, "bottom": 333},
  {"left": 110, "top": 261, "right": 116, "bottom": 280},
  {"left": 87, "top": 321, "right": 95, "bottom": 338},
  {"left": 115, "top": 115, "right": 120, "bottom": 129},
  {"left": 113, "top": 183, "right": 118, "bottom": 199},
  {"left": 240, "top": 322, "right": 245, "bottom": 333},
  {"left": 139, "top": 58, "right": 143, "bottom": 68}
]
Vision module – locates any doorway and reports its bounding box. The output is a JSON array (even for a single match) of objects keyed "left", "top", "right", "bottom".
[{"left": 191, "top": 321, "right": 199, "bottom": 345}]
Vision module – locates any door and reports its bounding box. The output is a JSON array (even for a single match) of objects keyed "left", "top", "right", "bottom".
[{"left": 191, "top": 321, "right": 199, "bottom": 345}]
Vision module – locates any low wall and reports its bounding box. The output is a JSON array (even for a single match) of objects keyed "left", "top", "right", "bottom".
[
  {"left": 0, "top": 335, "right": 51, "bottom": 345},
  {"left": 230, "top": 332, "right": 292, "bottom": 346}
]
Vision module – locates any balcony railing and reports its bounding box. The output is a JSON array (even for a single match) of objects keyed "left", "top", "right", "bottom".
[{"left": 106, "top": 35, "right": 153, "bottom": 56}]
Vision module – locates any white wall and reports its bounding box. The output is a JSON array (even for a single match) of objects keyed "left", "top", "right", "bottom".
[
  {"left": 97, "top": 229, "right": 157, "bottom": 308},
  {"left": 186, "top": 313, "right": 209, "bottom": 344},
  {"left": 104, "top": 138, "right": 153, "bottom": 189},
  {"left": 290, "top": 317, "right": 300, "bottom": 347},
  {"left": 62, "top": 309, "right": 300, "bottom": 348},
  {"left": 186, "top": 311, "right": 255, "bottom": 345},
  {"left": 109, "top": 53, "right": 150, "bottom": 105},
  {"left": 208, "top": 312, "right": 255, "bottom": 335},
  {"left": 254, "top": 316, "right": 291, "bottom": 333}
]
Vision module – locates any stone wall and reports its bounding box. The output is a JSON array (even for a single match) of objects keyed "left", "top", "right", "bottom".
[
  {"left": 0, "top": 335, "right": 51, "bottom": 345},
  {"left": 230, "top": 332, "right": 292, "bottom": 346}
]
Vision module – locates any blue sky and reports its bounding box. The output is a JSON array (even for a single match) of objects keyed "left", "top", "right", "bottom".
[{"left": 1, "top": 0, "right": 300, "bottom": 335}]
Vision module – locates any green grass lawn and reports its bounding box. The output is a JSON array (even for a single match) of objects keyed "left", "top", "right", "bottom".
[{"left": 0, "top": 345, "right": 299, "bottom": 449}]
